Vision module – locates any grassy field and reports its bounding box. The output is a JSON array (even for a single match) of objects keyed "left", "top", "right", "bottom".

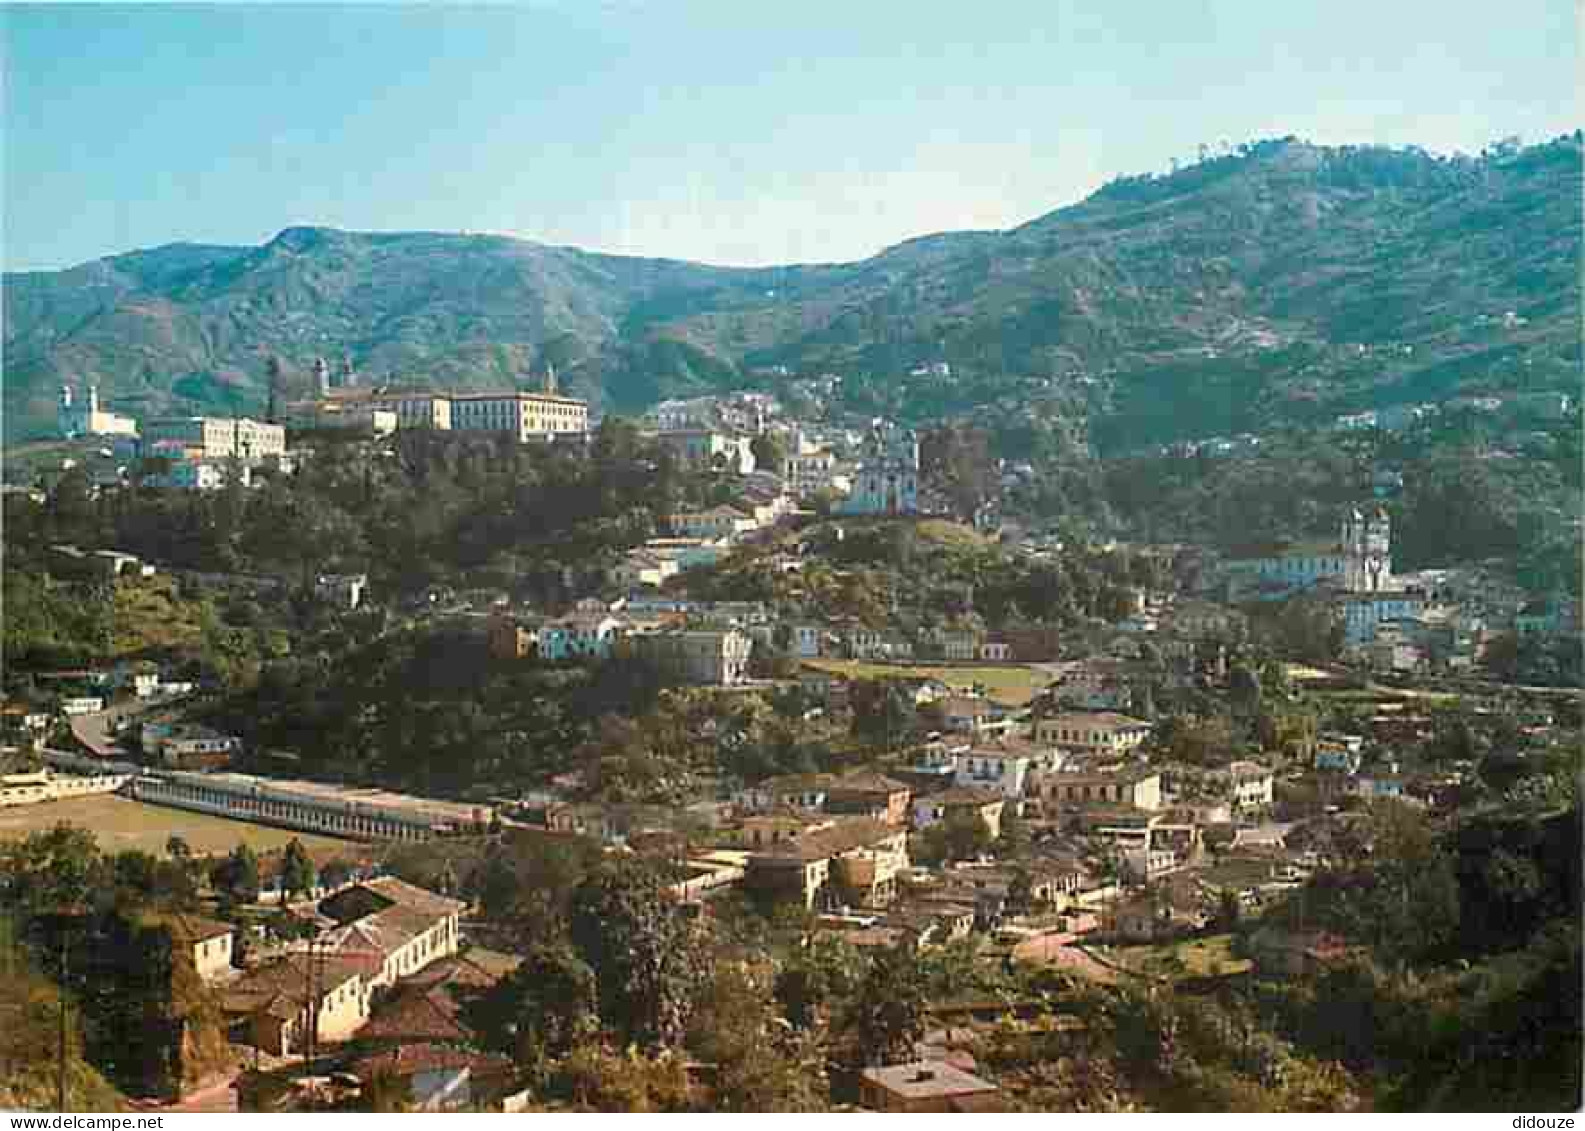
[
  {"left": 802, "top": 658, "right": 1050, "bottom": 708},
  {"left": 1103, "top": 933, "right": 1252, "bottom": 980},
  {"left": 913, "top": 519, "right": 991, "bottom": 547},
  {"left": 0, "top": 794, "right": 356, "bottom": 858}
]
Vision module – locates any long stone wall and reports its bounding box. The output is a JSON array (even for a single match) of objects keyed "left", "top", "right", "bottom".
[{"left": 125, "top": 773, "right": 437, "bottom": 842}]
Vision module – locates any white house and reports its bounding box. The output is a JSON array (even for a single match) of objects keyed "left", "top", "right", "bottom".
[
  {"left": 1213, "top": 760, "right": 1275, "bottom": 811},
  {"left": 667, "top": 506, "right": 759, "bottom": 541},
  {"left": 953, "top": 747, "right": 1032, "bottom": 801}
]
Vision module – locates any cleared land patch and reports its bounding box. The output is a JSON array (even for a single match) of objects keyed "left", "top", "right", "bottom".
[{"left": 0, "top": 793, "right": 354, "bottom": 857}]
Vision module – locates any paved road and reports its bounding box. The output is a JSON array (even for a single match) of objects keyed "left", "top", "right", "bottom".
[{"left": 67, "top": 693, "right": 182, "bottom": 757}]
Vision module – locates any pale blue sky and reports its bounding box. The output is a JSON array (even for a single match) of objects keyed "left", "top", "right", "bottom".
[{"left": 2, "top": 1, "right": 1577, "bottom": 272}]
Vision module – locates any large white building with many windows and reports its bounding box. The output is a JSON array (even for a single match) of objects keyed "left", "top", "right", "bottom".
[
  {"left": 143, "top": 415, "right": 286, "bottom": 460},
  {"left": 449, "top": 389, "right": 588, "bottom": 442},
  {"left": 289, "top": 367, "right": 586, "bottom": 442}
]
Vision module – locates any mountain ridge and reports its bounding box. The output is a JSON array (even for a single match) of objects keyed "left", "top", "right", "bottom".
[{"left": 5, "top": 133, "right": 1579, "bottom": 443}]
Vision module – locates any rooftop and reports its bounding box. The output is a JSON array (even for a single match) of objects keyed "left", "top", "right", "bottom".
[
  {"left": 860, "top": 1061, "right": 999, "bottom": 1101},
  {"left": 754, "top": 817, "right": 901, "bottom": 862},
  {"left": 155, "top": 770, "right": 490, "bottom": 826}
]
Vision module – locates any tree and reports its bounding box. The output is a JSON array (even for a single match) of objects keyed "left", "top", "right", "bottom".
[
  {"left": 210, "top": 843, "right": 260, "bottom": 909},
  {"left": 1318, "top": 800, "right": 1460, "bottom": 967},
  {"left": 279, "top": 839, "right": 315, "bottom": 905},
  {"left": 844, "top": 943, "right": 928, "bottom": 1066},
  {"left": 264, "top": 355, "right": 284, "bottom": 424},
  {"left": 1007, "top": 867, "right": 1035, "bottom": 915},
  {"left": 470, "top": 941, "right": 599, "bottom": 1074},
  {"left": 750, "top": 432, "right": 788, "bottom": 475},
  {"left": 996, "top": 811, "right": 1032, "bottom": 859},
  {"left": 1217, "top": 888, "right": 1242, "bottom": 931},
  {"left": 553, "top": 1045, "right": 693, "bottom": 1112},
  {"left": 687, "top": 960, "right": 827, "bottom": 1111},
  {"left": 110, "top": 851, "right": 159, "bottom": 901},
  {"left": 775, "top": 933, "right": 865, "bottom": 1031},
  {"left": 0, "top": 823, "right": 104, "bottom": 915},
  {"left": 568, "top": 863, "right": 704, "bottom": 1049},
  {"left": 920, "top": 810, "right": 995, "bottom": 865}
]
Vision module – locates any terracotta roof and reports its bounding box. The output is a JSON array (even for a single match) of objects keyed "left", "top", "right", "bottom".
[
  {"left": 223, "top": 954, "right": 368, "bottom": 1018},
  {"left": 920, "top": 787, "right": 1004, "bottom": 807},
  {"left": 352, "top": 876, "right": 468, "bottom": 917},
  {"left": 351, "top": 1043, "right": 513, "bottom": 1081},
  {"left": 321, "top": 904, "right": 439, "bottom": 961},
  {"left": 139, "top": 910, "right": 234, "bottom": 945},
  {"left": 406, "top": 948, "right": 522, "bottom": 990},
  {"left": 360, "top": 985, "right": 470, "bottom": 1044},
  {"left": 1040, "top": 711, "right": 1151, "bottom": 729},
  {"left": 828, "top": 771, "right": 912, "bottom": 796},
  {"left": 753, "top": 817, "right": 900, "bottom": 862}
]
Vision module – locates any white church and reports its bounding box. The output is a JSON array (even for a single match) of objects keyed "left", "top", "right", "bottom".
[
  {"left": 58, "top": 383, "right": 138, "bottom": 440},
  {"left": 1223, "top": 504, "right": 1394, "bottom": 598}
]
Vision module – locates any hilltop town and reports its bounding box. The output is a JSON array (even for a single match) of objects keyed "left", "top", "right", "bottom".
[{"left": 1, "top": 358, "right": 1579, "bottom": 1113}]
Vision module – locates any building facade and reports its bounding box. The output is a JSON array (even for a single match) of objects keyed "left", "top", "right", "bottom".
[
  {"left": 1031, "top": 768, "right": 1163, "bottom": 811},
  {"left": 450, "top": 390, "right": 588, "bottom": 442},
  {"left": 127, "top": 770, "right": 493, "bottom": 841},
  {"left": 839, "top": 420, "right": 919, "bottom": 516},
  {"left": 629, "top": 628, "right": 753, "bottom": 686},
  {"left": 142, "top": 416, "right": 286, "bottom": 461},
  {"left": 1033, "top": 712, "right": 1152, "bottom": 756},
  {"left": 58, "top": 384, "right": 138, "bottom": 439}
]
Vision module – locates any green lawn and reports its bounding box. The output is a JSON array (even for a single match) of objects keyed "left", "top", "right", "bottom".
[
  {"left": 802, "top": 659, "right": 1050, "bottom": 708},
  {"left": 1103, "top": 933, "right": 1252, "bottom": 979},
  {"left": 0, "top": 794, "right": 356, "bottom": 858}
]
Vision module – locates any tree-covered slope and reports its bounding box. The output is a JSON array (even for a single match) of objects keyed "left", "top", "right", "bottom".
[{"left": 4, "top": 134, "right": 1578, "bottom": 443}]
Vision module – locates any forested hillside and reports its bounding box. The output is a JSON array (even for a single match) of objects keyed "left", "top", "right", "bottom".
[{"left": 6, "top": 135, "right": 1578, "bottom": 444}]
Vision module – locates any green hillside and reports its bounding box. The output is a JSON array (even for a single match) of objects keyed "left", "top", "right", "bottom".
[{"left": 4, "top": 134, "right": 1579, "bottom": 445}]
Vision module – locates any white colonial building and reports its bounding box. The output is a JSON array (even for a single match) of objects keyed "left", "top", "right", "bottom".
[
  {"left": 142, "top": 415, "right": 286, "bottom": 461},
  {"left": 449, "top": 387, "right": 588, "bottom": 443},
  {"left": 1223, "top": 505, "right": 1393, "bottom": 598}
]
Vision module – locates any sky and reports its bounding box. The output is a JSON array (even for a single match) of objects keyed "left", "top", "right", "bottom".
[{"left": 2, "top": 1, "right": 1578, "bottom": 272}]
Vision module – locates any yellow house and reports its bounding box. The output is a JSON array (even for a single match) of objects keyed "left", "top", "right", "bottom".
[
  {"left": 745, "top": 818, "right": 909, "bottom": 910},
  {"left": 1031, "top": 768, "right": 1163, "bottom": 811},
  {"left": 144, "top": 912, "right": 237, "bottom": 984},
  {"left": 1033, "top": 711, "right": 1152, "bottom": 755},
  {"left": 224, "top": 954, "right": 373, "bottom": 1057}
]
